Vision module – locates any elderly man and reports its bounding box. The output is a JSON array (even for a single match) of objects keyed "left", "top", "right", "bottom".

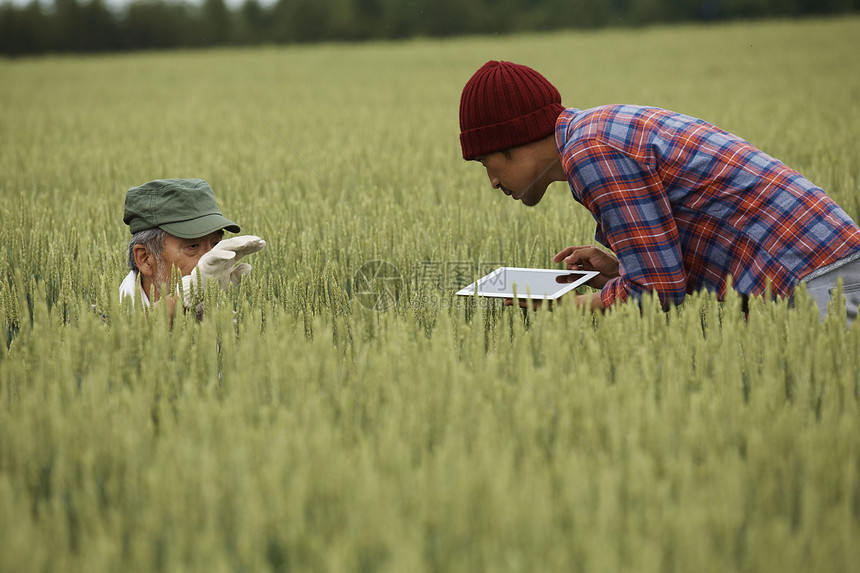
[{"left": 120, "top": 178, "right": 265, "bottom": 309}]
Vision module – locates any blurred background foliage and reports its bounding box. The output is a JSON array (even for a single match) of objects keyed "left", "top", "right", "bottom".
[{"left": 2, "top": 0, "right": 860, "bottom": 56}]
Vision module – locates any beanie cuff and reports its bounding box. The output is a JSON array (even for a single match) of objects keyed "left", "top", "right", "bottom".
[{"left": 460, "top": 102, "right": 565, "bottom": 160}]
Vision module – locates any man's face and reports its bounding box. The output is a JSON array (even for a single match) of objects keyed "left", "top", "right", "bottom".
[
  {"left": 475, "top": 146, "right": 551, "bottom": 207},
  {"left": 155, "top": 230, "right": 224, "bottom": 285}
]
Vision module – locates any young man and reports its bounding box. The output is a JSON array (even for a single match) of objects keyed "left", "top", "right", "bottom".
[
  {"left": 120, "top": 178, "right": 265, "bottom": 309},
  {"left": 459, "top": 60, "right": 860, "bottom": 323}
]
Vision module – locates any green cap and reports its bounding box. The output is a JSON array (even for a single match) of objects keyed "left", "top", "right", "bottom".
[{"left": 123, "top": 178, "right": 240, "bottom": 238}]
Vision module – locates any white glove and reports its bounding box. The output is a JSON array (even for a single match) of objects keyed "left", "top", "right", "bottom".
[{"left": 181, "top": 235, "right": 266, "bottom": 307}]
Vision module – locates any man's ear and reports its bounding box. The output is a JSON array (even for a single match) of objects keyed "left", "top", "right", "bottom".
[{"left": 133, "top": 245, "right": 158, "bottom": 278}]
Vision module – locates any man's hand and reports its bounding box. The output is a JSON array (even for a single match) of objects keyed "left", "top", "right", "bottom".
[
  {"left": 181, "top": 235, "right": 266, "bottom": 307},
  {"left": 504, "top": 292, "right": 605, "bottom": 311},
  {"left": 504, "top": 297, "right": 557, "bottom": 311},
  {"left": 553, "top": 246, "right": 620, "bottom": 289}
]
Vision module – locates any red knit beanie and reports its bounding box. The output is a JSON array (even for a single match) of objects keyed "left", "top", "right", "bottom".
[{"left": 459, "top": 61, "right": 565, "bottom": 160}]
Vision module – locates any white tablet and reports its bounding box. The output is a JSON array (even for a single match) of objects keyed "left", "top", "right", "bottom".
[{"left": 455, "top": 267, "right": 599, "bottom": 300}]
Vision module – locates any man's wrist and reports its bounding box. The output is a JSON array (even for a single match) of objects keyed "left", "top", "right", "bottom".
[{"left": 575, "top": 292, "right": 606, "bottom": 311}]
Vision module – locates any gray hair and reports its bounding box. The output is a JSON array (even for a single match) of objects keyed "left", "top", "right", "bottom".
[{"left": 128, "top": 228, "right": 166, "bottom": 273}]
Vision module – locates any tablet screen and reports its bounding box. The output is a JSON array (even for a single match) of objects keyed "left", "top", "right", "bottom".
[{"left": 455, "top": 267, "right": 599, "bottom": 300}]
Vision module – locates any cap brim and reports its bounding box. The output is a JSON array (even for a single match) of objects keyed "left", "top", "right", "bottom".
[{"left": 159, "top": 213, "right": 241, "bottom": 239}]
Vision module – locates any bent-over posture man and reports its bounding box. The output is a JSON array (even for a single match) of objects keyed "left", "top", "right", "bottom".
[
  {"left": 459, "top": 61, "right": 860, "bottom": 324},
  {"left": 120, "top": 178, "right": 265, "bottom": 310}
]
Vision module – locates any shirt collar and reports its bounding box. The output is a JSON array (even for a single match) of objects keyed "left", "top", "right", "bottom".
[
  {"left": 555, "top": 108, "right": 583, "bottom": 201},
  {"left": 119, "top": 270, "right": 150, "bottom": 308}
]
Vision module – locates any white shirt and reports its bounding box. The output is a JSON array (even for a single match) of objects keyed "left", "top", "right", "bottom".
[{"left": 119, "top": 270, "right": 151, "bottom": 307}]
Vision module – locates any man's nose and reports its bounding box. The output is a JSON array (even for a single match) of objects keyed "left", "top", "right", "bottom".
[
  {"left": 488, "top": 172, "right": 501, "bottom": 189},
  {"left": 201, "top": 242, "right": 216, "bottom": 255}
]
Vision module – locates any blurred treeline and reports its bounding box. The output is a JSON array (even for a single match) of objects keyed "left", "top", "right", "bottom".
[{"left": 1, "top": 0, "right": 859, "bottom": 56}]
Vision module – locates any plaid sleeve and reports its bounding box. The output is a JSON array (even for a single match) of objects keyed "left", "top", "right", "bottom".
[{"left": 564, "top": 138, "right": 688, "bottom": 307}]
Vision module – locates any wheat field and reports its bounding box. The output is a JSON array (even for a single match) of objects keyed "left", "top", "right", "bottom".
[{"left": 1, "top": 16, "right": 860, "bottom": 572}]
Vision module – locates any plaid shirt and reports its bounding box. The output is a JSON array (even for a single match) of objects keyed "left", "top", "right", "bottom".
[{"left": 556, "top": 105, "right": 860, "bottom": 308}]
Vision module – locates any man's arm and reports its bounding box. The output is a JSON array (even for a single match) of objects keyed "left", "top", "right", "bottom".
[
  {"left": 553, "top": 245, "right": 619, "bottom": 289},
  {"left": 564, "top": 138, "right": 688, "bottom": 308},
  {"left": 574, "top": 292, "right": 606, "bottom": 310},
  {"left": 505, "top": 292, "right": 604, "bottom": 312}
]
